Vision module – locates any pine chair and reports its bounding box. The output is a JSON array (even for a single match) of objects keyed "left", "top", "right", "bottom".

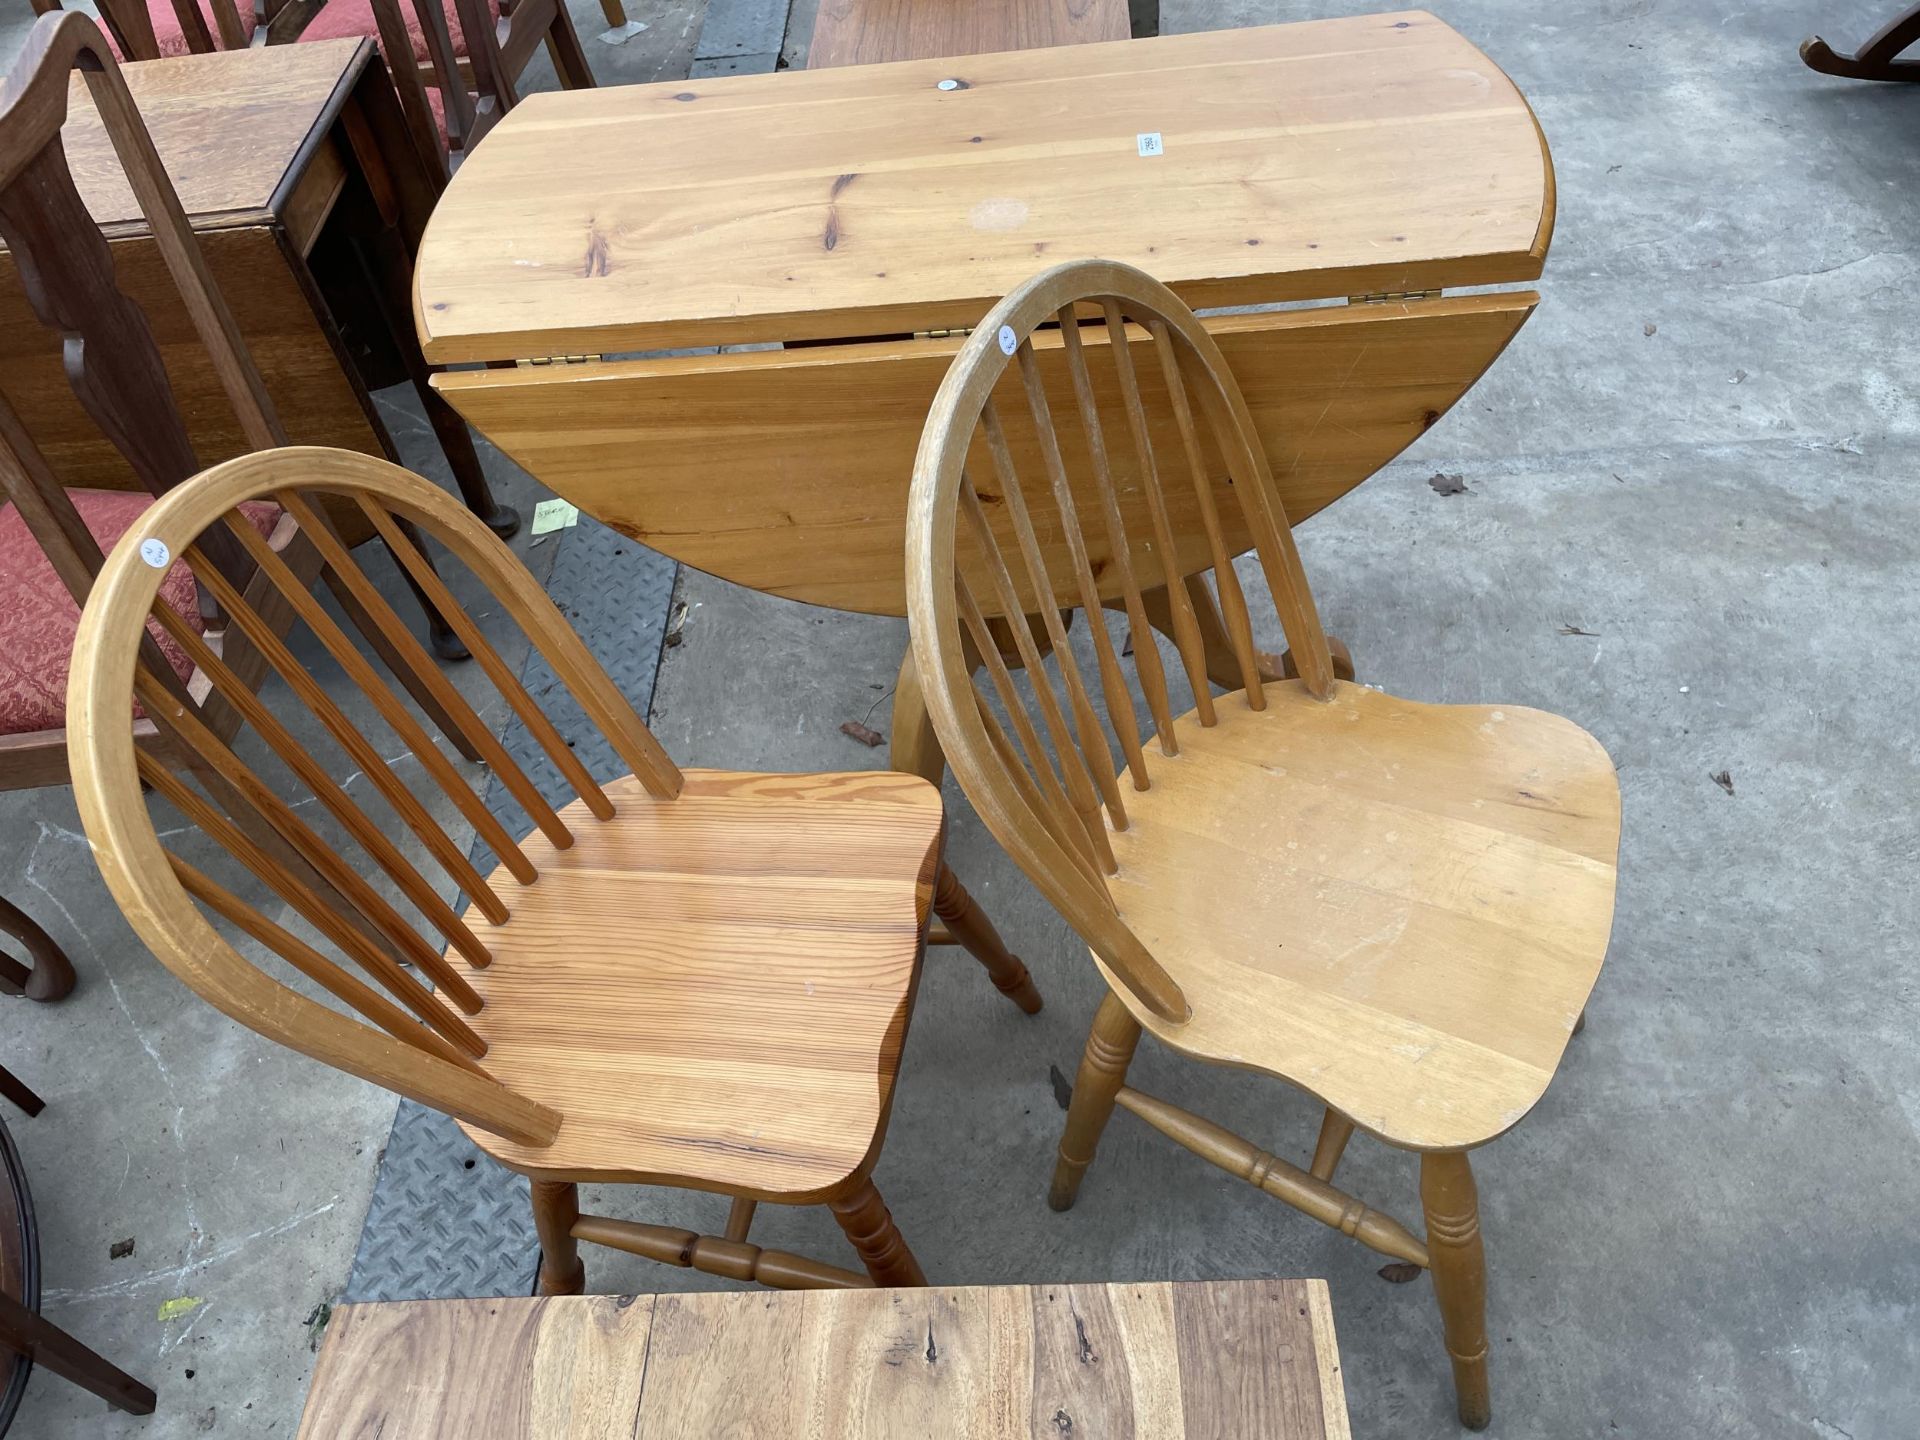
[
  {"left": 66, "top": 444, "right": 1043, "bottom": 1295},
  {"left": 903, "top": 260, "right": 1620, "bottom": 1429}
]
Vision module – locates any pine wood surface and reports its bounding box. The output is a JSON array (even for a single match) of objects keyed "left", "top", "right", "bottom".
[
  {"left": 808, "top": 0, "right": 1130, "bottom": 70},
  {"left": 1100, "top": 682, "right": 1618, "bottom": 1152},
  {"left": 413, "top": 12, "right": 1552, "bottom": 362},
  {"left": 299, "top": 1280, "right": 1350, "bottom": 1438},
  {"left": 433, "top": 293, "right": 1535, "bottom": 615},
  {"left": 453, "top": 769, "right": 944, "bottom": 1196}
]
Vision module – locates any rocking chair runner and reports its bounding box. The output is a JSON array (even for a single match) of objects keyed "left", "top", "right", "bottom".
[
  {"left": 65, "top": 445, "right": 1042, "bottom": 1296},
  {"left": 1802, "top": 5, "right": 1920, "bottom": 80},
  {"left": 903, "top": 260, "right": 1620, "bottom": 1429}
]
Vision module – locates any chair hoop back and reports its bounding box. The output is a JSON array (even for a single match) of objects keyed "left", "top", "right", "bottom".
[
  {"left": 68, "top": 446, "right": 683, "bottom": 1145},
  {"left": 906, "top": 259, "right": 1336, "bottom": 1023}
]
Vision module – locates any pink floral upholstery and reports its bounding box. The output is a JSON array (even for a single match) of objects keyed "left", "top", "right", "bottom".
[
  {"left": 301, "top": 0, "right": 504, "bottom": 63},
  {"left": 0, "top": 490, "right": 281, "bottom": 738}
]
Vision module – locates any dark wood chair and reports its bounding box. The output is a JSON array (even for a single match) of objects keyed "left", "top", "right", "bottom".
[
  {"left": 1802, "top": 5, "right": 1920, "bottom": 79},
  {"left": 0, "top": 10, "right": 484, "bottom": 979},
  {"left": 53, "top": 0, "right": 596, "bottom": 175},
  {"left": 1, "top": 1097, "right": 155, "bottom": 1422}
]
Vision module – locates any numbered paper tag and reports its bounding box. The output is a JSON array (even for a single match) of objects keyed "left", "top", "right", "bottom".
[
  {"left": 1136, "top": 131, "right": 1164, "bottom": 158},
  {"left": 530, "top": 499, "right": 580, "bottom": 536},
  {"left": 139, "top": 538, "right": 171, "bottom": 569},
  {"left": 997, "top": 325, "right": 1018, "bottom": 356}
]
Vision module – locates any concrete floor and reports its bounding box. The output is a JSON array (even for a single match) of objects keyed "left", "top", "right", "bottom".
[{"left": 3, "top": 0, "right": 1919, "bottom": 1436}]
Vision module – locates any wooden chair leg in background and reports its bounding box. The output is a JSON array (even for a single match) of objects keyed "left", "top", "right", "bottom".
[
  {"left": 0, "top": 1063, "right": 44, "bottom": 1118},
  {"left": 531, "top": 1179, "right": 586, "bottom": 1296},
  {"left": 932, "top": 865, "right": 1042, "bottom": 1014},
  {"left": 1049, "top": 991, "right": 1142, "bottom": 1211},
  {"left": 1421, "top": 1150, "right": 1492, "bottom": 1430},
  {"left": 0, "top": 897, "right": 75, "bottom": 1003},
  {"left": 827, "top": 1178, "right": 926, "bottom": 1286},
  {"left": 543, "top": 3, "right": 599, "bottom": 90},
  {"left": 0, "top": 1291, "right": 155, "bottom": 1416}
]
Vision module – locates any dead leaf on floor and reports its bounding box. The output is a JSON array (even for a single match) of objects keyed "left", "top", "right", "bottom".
[
  {"left": 661, "top": 600, "right": 689, "bottom": 648},
  {"left": 1557, "top": 624, "right": 1600, "bottom": 637},
  {"left": 1642, "top": 322, "right": 1657, "bottom": 337},
  {"left": 840, "top": 720, "right": 885, "bottom": 748},
  {"left": 159, "top": 1296, "right": 203, "bottom": 1322},
  {"left": 1377, "top": 1262, "right": 1422, "bottom": 1284},
  {"left": 1049, "top": 1064, "right": 1074, "bottom": 1111},
  {"left": 1730, "top": 368, "right": 1748, "bottom": 384},
  {"left": 109, "top": 1237, "right": 135, "bottom": 1260},
  {"left": 1427, "top": 472, "right": 1468, "bottom": 497},
  {"left": 1711, "top": 769, "right": 1735, "bottom": 796},
  {"left": 305, "top": 1301, "right": 333, "bottom": 1352}
]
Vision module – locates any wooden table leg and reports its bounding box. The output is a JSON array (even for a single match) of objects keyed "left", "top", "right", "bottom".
[
  {"left": 0, "top": 1066, "right": 43, "bottom": 1119},
  {"left": 0, "top": 1291, "right": 155, "bottom": 1416},
  {"left": 1141, "top": 575, "right": 1357, "bottom": 693},
  {"left": 888, "top": 647, "right": 949, "bottom": 786},
  {"left": 0, "top": 898, "right": 74, "bottom": 1004}
]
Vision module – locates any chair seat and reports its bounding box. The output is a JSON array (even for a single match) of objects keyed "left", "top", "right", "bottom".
[
  {"left": 0, "top": 490, "right": 279, "bottom": 738},
  {"left": 454, "top": 769, "right": 944, "bottom": 1199},
  {"left": 1101, "top": 680, "right": 1620, "bottom": 1153},
  {"left": 300, "top": 0, "right": 504, "bottom": 63}
]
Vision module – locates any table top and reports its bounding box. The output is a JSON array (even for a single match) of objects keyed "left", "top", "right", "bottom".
[
  {"left": 298, "top": 1279, "right": 1351, "bottom": 1438},
  {"left": 16, "top": 38, "right": 365, "bottom": 246},
  {"left": 415, "top": 10, "right": 1551, "bottom": 364}
]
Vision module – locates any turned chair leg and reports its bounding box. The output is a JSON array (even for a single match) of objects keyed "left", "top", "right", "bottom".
[
  {"left": 1421, "top": 1151, "right": 1492, "bottom": 1430},
  {"left": 530, "top": 1180, "right": 586, "bottom": 1296},
  {"left": 933, "top": 865, "right": 1042, "bottom": 1014},
  {"left": 1049, "top": 991, "right": 1142, "bottom": 1211},
  {"left": 828, "top": 1179, "right": 926, "bottom": 1286},
  {"left": 0, "top": 896, "right": 76, "bottom": 1002}
]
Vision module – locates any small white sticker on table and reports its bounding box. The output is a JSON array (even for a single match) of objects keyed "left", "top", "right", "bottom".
[
  {"left": 998, "top": 325, "right": 1018, "bottom": 356},
  {"left": 1136, "top": 132, "right": 1164, "bottom": 157},
  {"left": 139, "top": 538, "right": 171, "bottom": 569}
]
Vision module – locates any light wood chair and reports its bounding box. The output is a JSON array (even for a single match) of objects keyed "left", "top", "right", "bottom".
[
  {"left": 903, "top": 260, "right": 1620, "bottom": 1430},
  {"left": 65, "top": 443, "right": 1044, "bottom": 1296}
]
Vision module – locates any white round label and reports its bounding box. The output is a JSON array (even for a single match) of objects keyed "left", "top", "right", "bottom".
[
  {"left": 139, "top": 538, "right": 171, "bottom": 569},
  {"left": 997, "top": 324, "right": 1017, "bottom": 356}
]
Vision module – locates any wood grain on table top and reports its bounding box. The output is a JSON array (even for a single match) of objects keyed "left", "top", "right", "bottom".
[
  {"left": 4, "top": 39, "right": 363, "bottom": 245},
  {"left": 414, "top": 11, "right": 1552, "bottom": 362},
  {"left": 300, "top": 1280, "right": 1351, "bottom": 1438}
]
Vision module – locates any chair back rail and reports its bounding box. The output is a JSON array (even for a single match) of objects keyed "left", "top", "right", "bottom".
[
  {"left": 906, "top": 259, "right": 1335, "bottom": 1022},
  {"left": 69, "top": 446, "right": 683, "bottom": 1145}
]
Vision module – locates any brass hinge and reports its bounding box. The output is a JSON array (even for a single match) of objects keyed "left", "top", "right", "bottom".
[
  {"left": 516, "top": 353, "right": 603, "bottom": 368},
  {"left": 912, "top": 326, "right": 974, "bottom": 341},
  {"left": 1348, "top": 289, "right": 1442, "bottom": 305}
]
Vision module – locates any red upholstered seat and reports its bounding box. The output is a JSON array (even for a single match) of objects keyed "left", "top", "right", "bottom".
[
  {"left": 300, "top": 0, "right": 504, "bottom": 62},
  {"left": 106, "top": 0, "right": 248, "bottom": 59},
  {"left": 0, "top": 490, "right": 281, "bottom": 738}
]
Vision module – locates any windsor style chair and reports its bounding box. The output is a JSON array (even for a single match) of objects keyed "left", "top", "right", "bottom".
[
  {"left": 66, "top": 444, "right": 1043, "bottom": 1296},
  {"left": 904, "top": 261, "right": 1620, "bottom": 1430}
]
